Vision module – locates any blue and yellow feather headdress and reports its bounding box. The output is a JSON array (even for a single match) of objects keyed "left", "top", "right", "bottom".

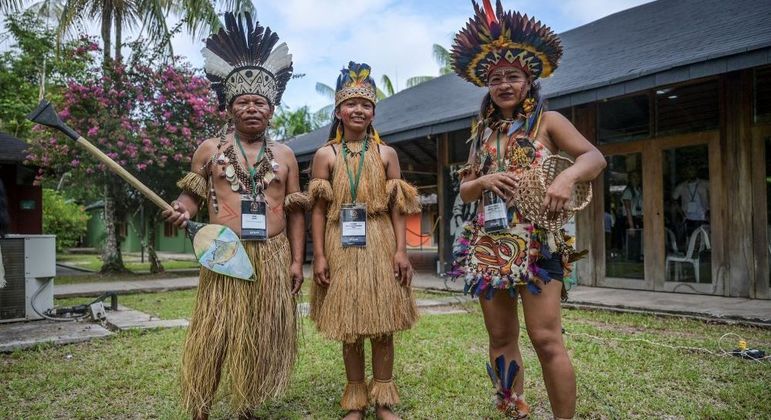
[
  {"left": 334, "top": 61, "right": 377, "bottom": 107},
  {"left": 451, "top": 0, "right": 562, "bottom": 86}
]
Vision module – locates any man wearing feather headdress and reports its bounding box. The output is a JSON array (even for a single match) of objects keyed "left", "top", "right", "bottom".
[{"left": 163, "top": 11, "right": 306, "bottom": 419}]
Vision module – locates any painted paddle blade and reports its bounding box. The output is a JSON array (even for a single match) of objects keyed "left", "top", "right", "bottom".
[{"left": 189, "top": 222, "right": 255, "bottom": 281}]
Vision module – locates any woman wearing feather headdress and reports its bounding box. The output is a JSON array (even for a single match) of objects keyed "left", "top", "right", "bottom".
[
  {"left": 307, "top": 61, "right": 420, "bottom": 420},
  {"left": 449, "top": 1, "right": 605, "bottom": 418},
  {"left": 162, "top": 11, "right": 306, "bottom": 419}
]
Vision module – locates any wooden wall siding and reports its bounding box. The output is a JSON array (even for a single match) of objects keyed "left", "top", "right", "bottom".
[
  {"left": 721, "top": 70, "right": 755, "bottom": 297},
  {"left": 751, "top": 124, "right": 771, "bottom": 298},
  {"left": 705, "top": 130, "right": 726, "bottom": 295},
  {"left": 573, "top": 103, "right": 601, "bottom": 286}
]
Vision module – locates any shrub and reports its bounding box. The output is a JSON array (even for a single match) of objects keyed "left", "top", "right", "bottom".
[{"left": 42, "top": 189, "right": 90, "bottom": 251}]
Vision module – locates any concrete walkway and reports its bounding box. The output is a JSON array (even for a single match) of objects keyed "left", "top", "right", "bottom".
[{"left": 54, "top": 271, "right": 771, "bottom": 326}]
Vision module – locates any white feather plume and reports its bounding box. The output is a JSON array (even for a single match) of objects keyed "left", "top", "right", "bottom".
[
  {"left": 201, "top": 47, "right": 235, "bottom": 79},
  {"left": 262, "top": 42, "right": 292, "bottom": 75}
]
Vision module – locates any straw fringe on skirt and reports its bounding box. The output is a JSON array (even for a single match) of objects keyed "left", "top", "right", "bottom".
[
  {"left": 310, "top": 215, "right": 418, "bottom": 343},
  {"left": 180, "top": 235, "right": 297, "bottom": 417}
]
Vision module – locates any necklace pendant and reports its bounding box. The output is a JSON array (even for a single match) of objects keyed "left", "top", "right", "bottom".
[
  {"left": 270, "top": 159, "right": 280, "bottom": 171},
  {"left": 263, "top": 170, "right": 275, "bottom": 185},
  {"left": 225, "top": 165, "right": 235, "bottom": 178}
]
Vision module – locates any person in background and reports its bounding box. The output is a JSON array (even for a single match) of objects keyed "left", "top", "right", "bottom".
[{"left": 672, "top": 166, "right": 709, "bottom": 237}]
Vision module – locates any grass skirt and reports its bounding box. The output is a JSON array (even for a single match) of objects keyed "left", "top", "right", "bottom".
[
  {"left": 310, "top": 215, "right": 418, "bottom": 343},
  {"left": 180, "top": 235, "right": 297, "bottom": 416}
]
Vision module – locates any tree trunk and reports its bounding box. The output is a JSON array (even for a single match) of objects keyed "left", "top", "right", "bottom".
[
  {"left": 100, "top": 181, "right": 127, "bottom": 273},
  {"left": 114, "top": 7, "right": 122, "bottom": 64},
  {"left": 148, "top": 211, "right": 164, "bottom": 274},
  {"left": 101, "top": 0, "right": 113, "bottom": 66}
]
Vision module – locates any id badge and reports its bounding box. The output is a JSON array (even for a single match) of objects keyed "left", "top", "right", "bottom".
[
  {"left": 241, "top": 194, "right": 267, "bottom": 241},
  {"left": 686, "top": 201, "right": 703, "bottom": 220},
  {"left": 483, "top": 191, "right": 508, "bottom": 232},
  {"left": 341, "top": 203, "right": 367, "bottom": 247}
]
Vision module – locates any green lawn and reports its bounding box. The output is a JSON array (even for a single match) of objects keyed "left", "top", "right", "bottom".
[{"left": 2, "top": 291, "right": 770, "bottom": 418}]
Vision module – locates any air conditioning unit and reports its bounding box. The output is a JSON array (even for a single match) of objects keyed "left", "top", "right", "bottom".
[{"left": 0, "top": 235, "right": 56, "bottom": 322}]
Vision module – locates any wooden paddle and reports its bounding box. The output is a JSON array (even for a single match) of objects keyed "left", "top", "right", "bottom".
[{"left": 27, "top": 99, "right": 256, "bottom": 281}]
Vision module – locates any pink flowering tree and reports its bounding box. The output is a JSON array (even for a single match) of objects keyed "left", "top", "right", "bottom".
[{"left": 27, "top": 41, "right": 223, "bottom": 273}]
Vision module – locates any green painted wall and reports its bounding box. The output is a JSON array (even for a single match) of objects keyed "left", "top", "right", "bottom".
[{"left": 84, "top": 206, "right": 189, "bottom": 253}]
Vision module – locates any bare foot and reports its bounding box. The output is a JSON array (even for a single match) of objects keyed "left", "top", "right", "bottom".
[
  {"left": 343, "top": 409, "right": 365, "bottom": 420},
  {"left": 375, "top": 405, "right": 400, "bottom": 420}
]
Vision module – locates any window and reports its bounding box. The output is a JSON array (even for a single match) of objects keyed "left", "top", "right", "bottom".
[
  {"left": 604, "top": 153, "right": 644, "bottom": 279},
  {"left": 755, "top": 66, "right": 771, "bottom": 123},
  {"left": 663, "top": 145, "right": 712, "bottom": 284},
  {"left": 598, "top": 94, "right": 650, "bottom": 144},
  {"left": 164, "top": 221, "right": 177, "bottom": 238},
  {"left": 656, "top": 80, "right": 719, "bottom": 135}
]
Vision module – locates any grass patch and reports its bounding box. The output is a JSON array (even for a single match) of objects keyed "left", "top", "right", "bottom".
[{"left": 4, "top": 292, "right": 770, "bottom": 418}]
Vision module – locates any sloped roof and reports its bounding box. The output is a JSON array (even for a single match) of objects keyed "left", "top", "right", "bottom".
[
  {"left": 288, "top": 0, "right": 771, "bottom": 160},
  {"left": 0, "top": 132, "right": 28, "bottom": 163}
]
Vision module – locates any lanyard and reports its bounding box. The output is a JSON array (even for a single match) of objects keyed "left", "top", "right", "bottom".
[
  {"left": 687, "top": 182, "right": 698, "bottom": 202},
  {"left": 341, "top": 137, "right": 369, "bottom": 203},
  {"left": 235, "top": 133, "right": 266, "bottom": 195},
  {"left": 496, "top": 131, "right": 505, "bottom": 172}
]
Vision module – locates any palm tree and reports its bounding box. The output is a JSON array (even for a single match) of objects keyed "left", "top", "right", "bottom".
[
  {"left": 406, "top": 43, "right": 453, "bottom": 88},
  {"left": 2, "top": 0, "right": 254, "bottom": 65},
  {"left": 1, "top": 0, "right": 254, "bottom": 273}
]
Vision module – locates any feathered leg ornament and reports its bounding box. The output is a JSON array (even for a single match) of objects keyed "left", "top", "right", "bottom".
[{"left": 486, "top": 355, "right": 530, "bottom": 418}]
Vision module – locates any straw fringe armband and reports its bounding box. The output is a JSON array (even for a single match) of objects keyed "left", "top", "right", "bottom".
[
  {"left": 176, "top": 171, "right": 207, "bottom": 202},
  {"left": 284, "top": 191, "right": 309, "bottom": 212},
  {"left": 307, "top": 178, "right": 333, "bottom": 205},
  {"left": 386, "top": 179, "right": 421, "bottom": 214}
]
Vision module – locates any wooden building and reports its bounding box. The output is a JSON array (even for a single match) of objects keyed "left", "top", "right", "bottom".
[
  {"left": 0, "top": 132, "right": 42, "bottom": 234},
  {"left": 288, "top": 0, "right": 771, "bottom": 299}
]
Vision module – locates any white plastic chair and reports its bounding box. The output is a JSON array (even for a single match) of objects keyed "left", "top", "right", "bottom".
[
  {"left": 665, "top": 227, "right": 678, "bottom": 254},
  {"left": 665, "top": 226, "right": 710, "bottom": 282}
]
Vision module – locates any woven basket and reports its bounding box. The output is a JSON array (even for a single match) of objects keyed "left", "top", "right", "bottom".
[{"left": 514, "top": 154, "right": 593, "bottom": 231}]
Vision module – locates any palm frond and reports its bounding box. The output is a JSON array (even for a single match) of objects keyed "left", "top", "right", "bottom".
[
  {"left": 0, "top": 0, "right": 24, "bottom": 11},
  {"left": 433, "top": 43, "right": 453, "bottom": 75},
  {"left": 137, "top": 0, "right": 173, "bottom": 56},
  {"left": 180, "top": 0, "right": 221, "bottom": 38},
  {"left": 380, "top": 74, "right": 395, "bottom": 97},
  {"left": 315, "top": 82, "right": 335, "bottom": 100},
  {"left": 406, "top": 75, "right": 434, "bottom": 88},
  {"left": 314, "top": 104, "right": 333, "bottom": 121},
  {"left": 56, "top": 0, "right": 89, "bottom": 48}
]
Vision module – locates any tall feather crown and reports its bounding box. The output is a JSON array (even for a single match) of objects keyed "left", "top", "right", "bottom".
[
  {"left": 451, "top": 0, "right": 562, "bottom": 86},
  {"left": 334, "top": 62, "right": 377, "bottom": 107},
  {"left": 202, "top": 12, "right": 293, "bottom": 109}
]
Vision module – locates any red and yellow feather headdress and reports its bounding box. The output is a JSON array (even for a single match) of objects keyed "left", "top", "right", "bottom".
[{"left": 451, "top": 0, "right": 563, "bottom": 86}]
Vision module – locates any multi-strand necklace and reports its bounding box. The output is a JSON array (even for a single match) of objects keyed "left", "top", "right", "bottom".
[{"left": 209, "top": 131, "right": 278, "bottom": 213}]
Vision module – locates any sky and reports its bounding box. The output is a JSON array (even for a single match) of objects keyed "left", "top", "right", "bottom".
[{"left": 1, "top": 0, "right": 654, "bottom": 112}]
